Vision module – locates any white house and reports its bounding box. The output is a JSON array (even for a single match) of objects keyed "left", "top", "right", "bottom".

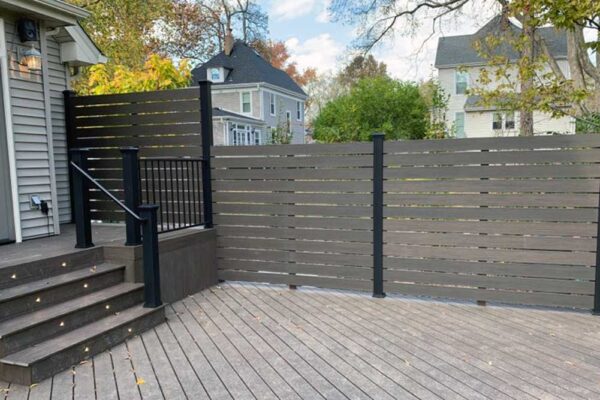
[
  {"left": 435, "top": 16, "right": 575, "bottom": 138},
  {"left": 0, "top": 0, "right": 105, "bottom": 243},
  {"left": 191, "top": 39, "right": 308, "bottom": 145}
]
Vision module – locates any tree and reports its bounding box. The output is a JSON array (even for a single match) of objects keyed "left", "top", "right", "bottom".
[
  {"left": 338, "top": 55, "right": 388, "bottom": 87},
  {"left": 313, "top": 77, "right": 429, "bottom": 142},
  {"left": 68, "top": 0, "right": 170, "bottom": 69},
  {"left": 329, "top": 0, "right": 600, "bottom": 135},
  {"left": 251, "top": 40, "right": 317, "bottom": 86},
  {"left": 419, "top": 80, "right": 450, "bottom": 139},
  {"left": 74, "top": 55, "right": 192, "bottom": 95}
]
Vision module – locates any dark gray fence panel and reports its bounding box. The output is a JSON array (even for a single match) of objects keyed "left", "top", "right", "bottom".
[
  {"left": 212, "top": 142, "right": 374, "bottom": 290},
  {"left": 68, "top": 87, "right": 203, "bottom": 222},
  {"left": 384, "top": 135, "right": 600, "bottom": 310}
]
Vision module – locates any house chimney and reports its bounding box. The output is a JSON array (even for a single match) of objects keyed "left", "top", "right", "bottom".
[{"left": 224, "top": 28, "right": 234, "bottom": 56}]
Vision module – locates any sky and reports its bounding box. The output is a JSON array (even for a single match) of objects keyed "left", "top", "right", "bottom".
[{"left": 257, "top": 0, "right": 501, "bottom": 81}]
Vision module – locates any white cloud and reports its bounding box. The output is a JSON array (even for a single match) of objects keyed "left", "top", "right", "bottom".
[
  {"left": 316, "top": 0, "right": 332, "bottom": 23},
  {"left": 271, "top": 0, "right": 316, "bottom": 20},
  {"left": 285, "top": 34, "right": 343, "bottom": 73}
]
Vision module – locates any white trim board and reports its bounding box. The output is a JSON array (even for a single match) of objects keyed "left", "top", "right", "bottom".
[{"left": 0, "top": 17, "right": 22, "bottom": 242}]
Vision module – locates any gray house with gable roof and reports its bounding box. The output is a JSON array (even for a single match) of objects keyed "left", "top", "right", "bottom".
[{"left": 192, "top": 39, "right": 308, "bottom": 145}]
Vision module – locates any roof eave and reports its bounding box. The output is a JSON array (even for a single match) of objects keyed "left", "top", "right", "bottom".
[
  {"left": 0, "top": 0, "right": 89, "bottom": 26},
  {"left": 435, "top": 56, "right": 568, "bottom": 69}
]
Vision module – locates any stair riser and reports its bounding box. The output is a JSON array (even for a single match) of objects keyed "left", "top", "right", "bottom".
[
  {"left": 0, "top": 288, "right": 144, "bottom": 357},
  {"left": 0, "top": 269, "right": 125, "bottom": 321},
  {"left": 0, "top": 248, "right": 104, "bottom": 290},
  {"left": 0, "top": 307, "right": 165, "bottom": 385}
]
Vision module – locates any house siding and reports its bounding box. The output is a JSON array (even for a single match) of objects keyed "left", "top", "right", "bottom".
[
  {"left": 47, "top": 35, "right": 70, "bottom": 223},
  {"left": 439, "top": 62, "right": 575, "bottom": 137},
  {"left": 261, "top": 88, "right": 305, "bottom": 144},
  {"left": 4, "top": 17, "right": 56, "bottom": 239}
]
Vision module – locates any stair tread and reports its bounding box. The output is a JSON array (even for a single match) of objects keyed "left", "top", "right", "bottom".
[
  {"left": 0, "top": 263, "right": 125, "bottom": 304},
  {"left": 1, "top": 305, "right": 163, "bottom": 366},
  {"left": 0, "top": 283, "right": 144, "bottom": 338}
]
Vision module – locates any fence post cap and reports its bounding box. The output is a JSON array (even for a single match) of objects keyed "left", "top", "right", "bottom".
[
  {"left": 372, "top": 132, "right": 385, "bottom": 138},
  {"left": 198, "top": 80, "right": 212, "bottom": 86},
  {"left": 120, "top": 146, "right": 140, "bottom": 153}
]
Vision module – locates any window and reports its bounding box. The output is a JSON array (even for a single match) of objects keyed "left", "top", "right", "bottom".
[
  {"left": 286, "top": 111, "right": 292, "bottom": 134},
  {"left": 296, "top": 102, "right": 302, "bottom": 120},
  {"left": 210, "top": 68, "right": 220, "bottom": 81},
  {"left": 230, "top": 123, "right": 261, "bottom": 146},
  {"left": 454, "top": 112, "right": 465, "bottom": 138},
  {"left": 269, "top": 93, "right": 276, "bottom": 116},
  {"left": 493, "top": 112, "right": 516, "bottom": 131},
  {"left": 455, "top": 71, "right": 469, "bottom": 95},
  {"left": 241, "top": 92, "right": 251, "bottom": 114},
  {"left": 505, "top": 112, "right": 515, "bottom": 130},
  {"left": 493, "top": 112, "right": 503, "bottom": 130}
]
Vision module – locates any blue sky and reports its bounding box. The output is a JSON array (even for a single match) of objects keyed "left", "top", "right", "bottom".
[{"left": 256, "top": 0, "right": 500, "bottom": 81}]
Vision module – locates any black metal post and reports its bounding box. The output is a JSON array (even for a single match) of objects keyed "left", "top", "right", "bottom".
[
  {"left": 139, "top": 204, "right": 162, "bottom": 308},
  {"left": 70, "top": 149, "right": 93, "bottom": 249},
  {"left": 199, "top": 80, "right": 214, "bottom": 228},
  {"left": 64, "top": 90, "right": 77, "bottom": 223},
  {"left": 121, "top": 147, "right": 142, "bottom": 246},
  {"left": 372, "top": 133, "right": 386, "bottom": 298},
  {"left": 594, "top": 183, "right": 600, "bottom": 314}
]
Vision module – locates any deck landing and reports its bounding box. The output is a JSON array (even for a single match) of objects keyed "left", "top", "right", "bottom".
[{"left": 1, "top": 282, "right": 599, "bottom": 399}]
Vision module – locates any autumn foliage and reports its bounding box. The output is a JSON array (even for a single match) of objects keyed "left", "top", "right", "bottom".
[{"left": 251, "top": 40, "right": 317, "bottom": 86}]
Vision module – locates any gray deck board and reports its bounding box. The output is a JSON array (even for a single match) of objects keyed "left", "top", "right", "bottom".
[{"left": 3, "top": 282, "right": 600, "bottom": 399}]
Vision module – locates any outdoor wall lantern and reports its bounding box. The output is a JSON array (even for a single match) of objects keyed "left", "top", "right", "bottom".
[{"left": 17, "top": 18, "right": 42, "bottom": 72}]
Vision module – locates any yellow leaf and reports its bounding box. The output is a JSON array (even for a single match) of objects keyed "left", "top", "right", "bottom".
[{"left": 136, "top": 378, "right": 146, "bottom": 385}]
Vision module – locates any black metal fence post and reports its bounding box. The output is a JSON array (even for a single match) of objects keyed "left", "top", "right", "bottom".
[
  {"left": 199, "top": 80, "right": 214, "bottom": 228},
  {"left": 121, "top": 147, "right": 142, "bottom": 246},
  {"left": 70, "top": 149, "right": 93, "bottom": 249},
  {"left": 372, "top": 133, "right": 386, "bottom": 298},
  {"left": 594, "top": 183, "right": 600, "bottom": 314},
  {"left": 139, "top": 204, "right": 162, "bottom": 308}
]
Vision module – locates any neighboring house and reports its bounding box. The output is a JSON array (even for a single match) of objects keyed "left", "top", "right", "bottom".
[
  {"left": 192, "top": 39, "right": 308, "bottom": 146},
  {"left": 435, "top": 16, "right": 575, "bottom": 138},
  {"left": 0, "top": 0, "right": 105, "bottom": 243}
]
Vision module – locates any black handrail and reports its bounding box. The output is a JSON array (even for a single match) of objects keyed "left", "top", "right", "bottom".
[
  {"left": 69, "top": 149, "right": 162, "bottom": 308},
  {"left": 70, "top": 161, "right": 144, "bottom": 222}
]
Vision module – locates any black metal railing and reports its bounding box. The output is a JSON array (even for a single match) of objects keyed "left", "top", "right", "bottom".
[
  {"left": 140, "top": 158, "right": 205, "bottom": 233},
  {"left": 70, "top": 149, "right": 162, "bottom": 308}
]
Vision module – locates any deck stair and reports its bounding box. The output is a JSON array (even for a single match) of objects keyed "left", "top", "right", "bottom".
[{"left": 0, "top": 248, "right": 164, "bottom": 385}]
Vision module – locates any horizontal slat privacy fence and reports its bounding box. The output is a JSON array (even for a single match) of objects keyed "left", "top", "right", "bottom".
[
  {"left": 383, "top": 135, "right": 600, "bottom": 310},
  {"left": 65, "top": 86, "right": 207, "bottom": 223},
  {"left": 212, "top": 135, "right": 600, "bottom": 311},
  {"left": 212, "top": 143, "right": 374, "bottom": 291}
]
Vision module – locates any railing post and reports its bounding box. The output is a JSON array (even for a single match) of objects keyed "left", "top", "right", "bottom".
[
  {"left": 594, "top": 183, "right": 600, "bottom": 314},
  {"left": 64, "top": 90, "right": 77, "bottom": 223},
  {"left": 372, "top": 133, "right": 386, "bottom": 298},
  {"left": 199, "top": 80, "right": 214, "bottom": 228},
  {"left": 139, "top": 205, "right": 162, "bottom": 308},
  {"left": 121, "top": 147, "right": 142, "bottom": 246},
  {"left": 70, "top": 149, "right": 94, "bottom": 249}
]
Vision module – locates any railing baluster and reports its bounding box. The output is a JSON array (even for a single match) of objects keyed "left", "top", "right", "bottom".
[{"left": 157, "top": 160, "right": 164, "bottom": 232}]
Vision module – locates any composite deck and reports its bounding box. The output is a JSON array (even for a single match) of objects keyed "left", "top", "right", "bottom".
[{"left": 1, "top": 282, "right": 599, "bottom": 399}]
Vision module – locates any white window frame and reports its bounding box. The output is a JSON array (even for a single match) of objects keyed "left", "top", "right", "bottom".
[
  {"left": 296, "top": 101, "right": 302, "bottom": 121},
  {"left": 504, "top": 111, "right": 516, "bottom": 130},
  {"left": 455, "top": 71, "right": 468, "bottom": 95},
  {"left": 240, "top": 92, "right": 252, "bottom": 115},
  {"left": 269, "top": 93, "right": 276, "bottom": 116},
  {"left": 230, "top": 122, "right": 261, "bottom": 146}
]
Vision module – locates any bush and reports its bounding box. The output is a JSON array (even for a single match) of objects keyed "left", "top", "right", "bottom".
[{"left": 313, "top": 77, "right": 429, "bottom": 142}]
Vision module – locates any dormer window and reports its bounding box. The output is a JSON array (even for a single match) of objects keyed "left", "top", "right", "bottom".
[{"left": 206, "top": 67, "right": 225, "bottom": 83}]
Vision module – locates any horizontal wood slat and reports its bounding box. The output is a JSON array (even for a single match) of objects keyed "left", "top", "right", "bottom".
[{"left": 72, "top": 87, "right": 199, "bottom": 106}]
